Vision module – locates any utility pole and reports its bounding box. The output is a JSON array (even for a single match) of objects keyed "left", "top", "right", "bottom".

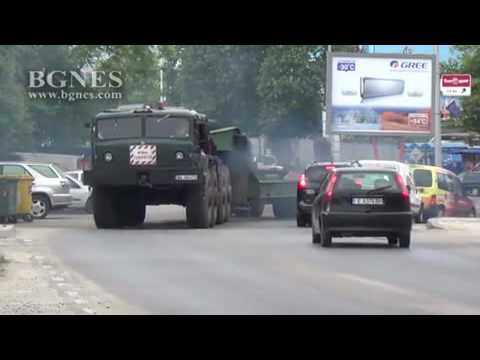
[
  {"left": 159, "top": 58, "right": 166, "bottom": 103},
  {"left": 433, "top": 45, "right": 442, "bottom": 166},
  {"left": 327, "top": 45, "right": 340, "bottom": 161}
]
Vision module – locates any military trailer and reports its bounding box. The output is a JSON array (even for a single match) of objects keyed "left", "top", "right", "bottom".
[
  {"left": 83, "top": 104, "right": 296, "bottom": 229},
  {"left": 209, "top": 127, "right": 297, "bottom": 218}
]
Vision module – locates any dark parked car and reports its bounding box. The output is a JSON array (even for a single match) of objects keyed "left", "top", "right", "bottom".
[
  {"left": 461, "top": 171, "right": 480, "bottom": 197},
  {"left": 297, "top": 162, "right": 352, "bottom": 227},
  {"left": 311, "top": 167, "right": 412, "bottom": 248}
]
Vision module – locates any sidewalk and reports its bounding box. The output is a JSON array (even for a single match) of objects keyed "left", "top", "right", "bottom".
[{"left": 427, "top": 217, "right": 480, "bottom": 231}]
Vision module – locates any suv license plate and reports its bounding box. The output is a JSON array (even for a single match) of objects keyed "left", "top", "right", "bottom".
[{"left": 352, "top": 197, "right": 384, "bottom": 205}]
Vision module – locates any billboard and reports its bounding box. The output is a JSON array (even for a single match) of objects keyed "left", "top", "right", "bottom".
[{"left": 326, "top": 53, "right": 435, "bottom": 136}]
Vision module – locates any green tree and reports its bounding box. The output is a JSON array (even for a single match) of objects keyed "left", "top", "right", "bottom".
[
  {"left": 447, "top": 46, "right": 480, "bottom": 132},
  {"left": 175, "top": 45, "right": 267, "bottom": 134}
]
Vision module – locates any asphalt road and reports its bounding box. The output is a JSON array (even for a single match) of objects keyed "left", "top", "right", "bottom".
[{"left": 15, "top": 206, "right": 480, "bottom": 314}]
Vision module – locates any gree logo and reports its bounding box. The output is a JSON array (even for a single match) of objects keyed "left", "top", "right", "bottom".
[{"left": 390, "top": 60, "right": 428, "bottom": 70}]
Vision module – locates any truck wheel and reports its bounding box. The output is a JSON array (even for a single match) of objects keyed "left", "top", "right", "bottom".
[
  {"left": 209, "top": 167, "right": 218, "bottom": 228},
  {"left": 32, "top": 194, "right": 50, "bottom": 219},
  {"left": 272, "top": 199, "right": 296, "bottom": 219},
  {"left": 216, "top": 167, "right": 226, "bottom": 225},
  {"left": 119, "top": 191, "right": 145, "bottom": 227},
  {"left": 85, "top": 197, "right": 93, "bottom": 214},
  {"left": 186, "top": 174, "right": 211, "bottom": 229},
  {"left": 224, "top": 170, "right": 232, "bottom": 223},
  {"left": 250, "top": 199, "right": 264, "bottom": 217},
  {"left": 225, "top": 184, "right": 232, "bottom": 222},
  {"left": 93, "top": 187, "right": 121, "bottom": 229}
]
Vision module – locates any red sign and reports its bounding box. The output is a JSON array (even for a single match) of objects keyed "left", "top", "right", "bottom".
[{"left": 442, "top": 74, "right": 471, "bottom": 87}]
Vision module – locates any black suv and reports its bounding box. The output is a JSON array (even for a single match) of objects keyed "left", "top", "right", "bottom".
[{"left": 296, "top": 162, "right": 352, "bottom": 227}]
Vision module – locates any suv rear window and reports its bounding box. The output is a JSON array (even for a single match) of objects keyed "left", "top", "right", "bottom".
[
  {"left": 306, "top": 166, "right": 328, "bottom": 181},
  {"left": 413, "top": 169, "right": 433, "bottom": 187},
  {"left": 335, "top": 172, "right": 400, "bottom": 191},
  {"left": 29, "top": 165, "right": 58, "bottom": 178},
  {"left": 306, "top": 164, "right": 349, "bottom": 181}
]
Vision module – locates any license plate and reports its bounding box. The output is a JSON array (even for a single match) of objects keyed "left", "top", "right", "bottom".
[{"left": 352, "top": 197, "right": 384, "bottom": 205}]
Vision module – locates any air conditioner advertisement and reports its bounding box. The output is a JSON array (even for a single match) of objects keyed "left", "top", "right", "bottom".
[{"left": 328, "top": 54, "right": 434, "bottom": 135}]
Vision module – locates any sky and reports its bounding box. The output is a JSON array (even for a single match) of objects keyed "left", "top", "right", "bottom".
[{"left": 367, "top": 45, "right": 455, "bottom": 61}]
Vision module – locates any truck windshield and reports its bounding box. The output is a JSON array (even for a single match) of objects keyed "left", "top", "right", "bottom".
[
  {"left": 145, "top": 116, "right": 190, "bottom": 138},
  {"left": 97, "top": 117, "right": 142, "bottom": 140}
]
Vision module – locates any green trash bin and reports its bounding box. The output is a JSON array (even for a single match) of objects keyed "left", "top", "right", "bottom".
[{"left": 0, "top": 177, "right": 18, "bottom": 223}]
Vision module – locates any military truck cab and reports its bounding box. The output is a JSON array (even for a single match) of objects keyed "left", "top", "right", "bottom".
[{"left": 84, "top": 104, "right": 231, "bottom": 229}]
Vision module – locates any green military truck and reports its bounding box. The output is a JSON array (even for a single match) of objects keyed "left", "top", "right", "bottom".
[{"left": 83, "top": 104, "right": 296, "bottom": 229}]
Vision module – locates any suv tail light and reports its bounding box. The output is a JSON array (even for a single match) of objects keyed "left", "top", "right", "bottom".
[
  {"left": 298, "top": 174, "right": 307, "bottom": 190},
  {"left": 323, "top": 173, "right": 338, "bottom": 203},
  {"left": 395, "top": 174, "right": 409, "bottom": 201},
  {"left": 324, "top": 165, "right": 335, "bottom": 172}
]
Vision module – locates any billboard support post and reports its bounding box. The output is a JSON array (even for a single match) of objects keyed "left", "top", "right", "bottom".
[{"left": 434, "top": 45, "right": 442, "bottom": 167}]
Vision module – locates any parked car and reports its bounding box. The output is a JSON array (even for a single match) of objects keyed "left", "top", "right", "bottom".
[
  {"left": 410, "top": 164, "right": 476, "bottom": 219},
  {"left": 311, "top": 167, "right": 412, "bottom": 248},
  {"left": 64, "top": 174, "right": 92, "bottom": 213},
  {"left": 296, "top": 162, "right": 353, "bottom": 227},
  {"left": 0, "top": 162, "right": 72, "bottom": 219},
  {"left": 64, "top": 170, "right": 85, "bottom": 184},
  {"left": 356, "top": 160, "right": 422, "bottom": 223},
  {"left": 460, "top": 171, "right": 480, "bottom": 196}
]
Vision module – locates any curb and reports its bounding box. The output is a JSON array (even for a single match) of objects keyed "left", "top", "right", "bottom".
[
  {"left": 0, "top": 225, "right": 15, "bottom": 239},
  {"left": 427, "top": 218, "right": 480, "bottom": 231}
]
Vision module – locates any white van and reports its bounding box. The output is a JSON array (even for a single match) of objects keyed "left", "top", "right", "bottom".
[{"left": 357, "top": 160, "right": 422, "bottom": 223}]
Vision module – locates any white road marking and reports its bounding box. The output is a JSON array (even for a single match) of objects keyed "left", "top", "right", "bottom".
[
  {"left": 66, "top": 291, "right": 79, "bottom": 297},
  {"left": 56, "top": 283, "right": 67, "bottom": 288},
  {"left": 82, "top": 308, "right": 95, "bottom": 315},
  {"left": 51, "top": 276, "right": 65, "bottom": 282},
  {"left": 34, "top": 255, "right": 44, "bottom": 261},
  {"left": 74, "top": 299, "right": 87, "bottom": 305},
  {"left": 42, "top": 265, "right": 52, "bottom": 269}
]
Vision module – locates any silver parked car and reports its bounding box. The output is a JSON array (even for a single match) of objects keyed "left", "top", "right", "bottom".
[{"left": 0, "top": 162, "right": 72, "bottom": 219}]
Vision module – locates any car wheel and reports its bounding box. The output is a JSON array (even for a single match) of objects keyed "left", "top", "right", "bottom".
[
  {"left": 320, "top": 219, "right": 332, "bottom": 248},
  {"left": 469, "top": 208, "right": 476, "bottom": 218},
  {"left": 415, "top": 205, "right": 425, "bottom": 224},
  {"left": 32, "top": 194, "right": 50, "bottom": 219},
  {"left": 399, "top": 232, "right": 411, "bottom": 249},
  {"left": 85, "top": 197, "right": 93, "bottom": 214},
  {"left": 297, "top": 212, "right": 309, "bottom": 227},
  {"left": 312, "top": 225, "right": 321, "bottom": 244},
  {"left": 436, "top": 206, "right": 445, "bottom": 218},
  {"left": 387, "top": 235, "right": 398, "bottom": 246}
]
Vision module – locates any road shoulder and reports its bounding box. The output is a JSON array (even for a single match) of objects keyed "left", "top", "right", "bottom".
[{"left": 0, "top": 227, "right": 144, "bottom": 315}]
